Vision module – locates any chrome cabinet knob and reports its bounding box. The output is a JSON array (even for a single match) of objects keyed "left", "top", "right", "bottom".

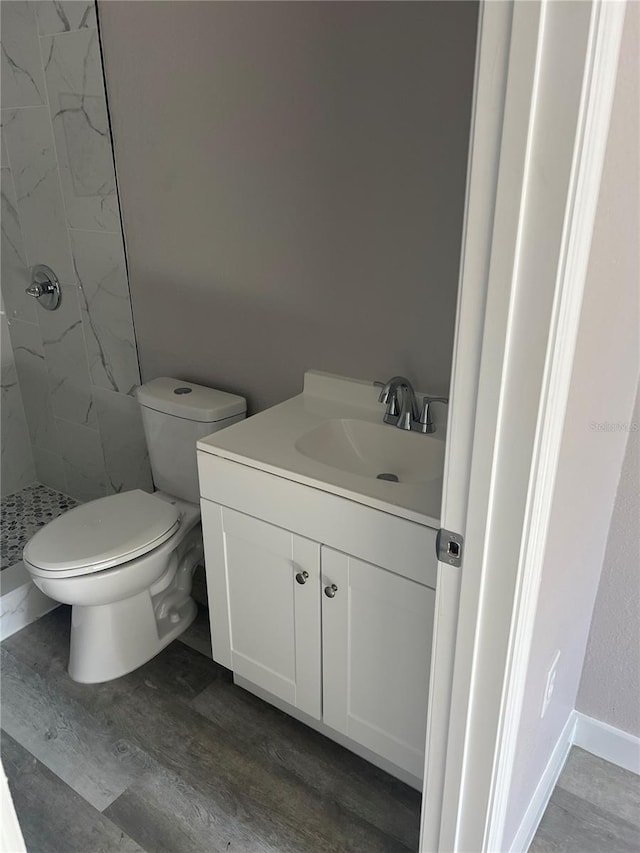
[
  {"left": 324, "top": 583, "right": 338, "bottom": 598},
  {"left": 295, "top": 571, "right": 309, "bottom": 585}
]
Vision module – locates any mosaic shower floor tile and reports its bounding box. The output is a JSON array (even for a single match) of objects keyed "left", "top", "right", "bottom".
[{"left": 1, "top": 483, "right": 78, "bottom": 572}]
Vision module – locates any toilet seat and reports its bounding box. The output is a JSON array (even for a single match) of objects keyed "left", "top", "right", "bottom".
[{"left": 23, "top": 490, "right": 180, "bottom": 579}]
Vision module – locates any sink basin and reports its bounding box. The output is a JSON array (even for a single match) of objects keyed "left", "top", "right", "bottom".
[
  {"left": 295, "top": 418, "right": 445, "bottom": 484},
  {"left": 198, "top": 371, "right": 448, "bottom": 525}
]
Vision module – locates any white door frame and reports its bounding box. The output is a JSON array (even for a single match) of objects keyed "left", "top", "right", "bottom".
[
  {"left": 0, "top": 762, "right": 26, "bottom": 853},
  {"left": 419, "top": 1, "right": 626, "bottom": 851}
]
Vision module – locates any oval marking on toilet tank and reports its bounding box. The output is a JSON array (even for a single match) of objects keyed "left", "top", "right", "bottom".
[
  {"left": 376, "top": 472, "right": 399, "bottom": 482},
  {"left": 174, "top": 387, "right": 193, "bottom": 395}
]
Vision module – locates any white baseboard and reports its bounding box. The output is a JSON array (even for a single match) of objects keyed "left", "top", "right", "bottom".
[
  {"left": 508, "top": 712, "right": 577, "bottom": 853},
  {"left": 508, "top": 709, "right": 640, "bottom": 852},
  {"left": 573, "top": 711, "right": 640, "bottom": 775}
]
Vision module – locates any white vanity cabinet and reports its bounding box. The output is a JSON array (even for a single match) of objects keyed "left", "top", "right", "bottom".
[
  {"left": 198, "top": 453, "right": 439, "bottom": 786},
  {"left": 321, "top": 547, "right": 435, "bottom": 779},
  {"left": 200, "top": 502, "right": 322, "bottom": 719}
]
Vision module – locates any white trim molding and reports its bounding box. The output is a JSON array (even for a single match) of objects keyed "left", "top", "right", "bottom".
[
  {"left": 486, "top": 2, "right": 627, "bottom": 850},
  {"left": 420, "top": 2, "right": 513, "bottom": 847},
  {"left": 574, "top": 712, "right": 640, "bottom": 776},
  {"left": 434, "top": 4, "right": 548, "bottom": 846},
  {"left": 0, "top": 763, "right": 26, "bottom": 853},
  {"left": 426, "top": 1, "right": 629, "bottom": 850},
  {"left": 508, "top": 712, "right": 577, "bottom": 853}
]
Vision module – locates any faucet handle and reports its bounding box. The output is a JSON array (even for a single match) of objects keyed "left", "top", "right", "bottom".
[
  {"left": 26, "top": 283, "right": 45, "bottom": 298},
  {"left": 387, "top": 390, "right": 401, "bottom": 417},
  {"left": 380, "top": 389, "right": 401, "bottom": 424},
  {"left": 375, "top": 380, "right": 401, "bottom": 422},
  {"left": 419, "top": 396, "right": 449, "bottom": 433}
]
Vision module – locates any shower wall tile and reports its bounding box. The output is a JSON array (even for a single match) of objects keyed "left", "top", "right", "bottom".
[
  {"left": 34, "top": 1, "right": 96, "bottom": 36},
  {"left": 57, "top": 418, "right": 107, "bottom": 502},
  {"left": 0, "top": 137, "right": 37, "bottom": 323},
  {"left": 0, "top": 107, "right": 74, "bottom": 283},
  {"left": 8, "top": 318, "right": 59, "bottom": 451},
  {"left": 0, "top": 1, "right": 46, "bottom": 108},
  {"left": 71, "top": 230, "right": 140, "bottom": 394},
  {"left": 31, "top": 445, "right": 68, "bottom": 496},
  {"left": 41, "top": 28, "right": 119, "bottom": 232},
  {"left": 40, "top": 284, "right": 96, "bottom": 429},
  {"left": 94, "top": 388, "right": 153, "bottom": 495},
  {"left": 0, "top": 2, "right": 150, "bottom": 501},
  {"left": 0, "top": 360, "right": 36, "bottom": 496},
  {"left": 1, "top": 314, "right": 36, "bottom": 497}
]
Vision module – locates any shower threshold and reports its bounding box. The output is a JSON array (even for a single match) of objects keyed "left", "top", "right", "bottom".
[{"left": 1, "top": 483, "right": 78, "bottom": 640}]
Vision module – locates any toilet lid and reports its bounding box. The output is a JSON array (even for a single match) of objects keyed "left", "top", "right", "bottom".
[{"left": 23, "top": 490, "right": 180, "bottom": 575}]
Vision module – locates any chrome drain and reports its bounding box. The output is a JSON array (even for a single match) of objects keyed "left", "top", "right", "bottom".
[{"left": 376, "top": 472, "right": 399, "bottom": 482}]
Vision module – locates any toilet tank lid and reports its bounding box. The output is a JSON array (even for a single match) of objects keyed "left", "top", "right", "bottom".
[{"left": 136, "top": 378, "right": 246, "bottom": 423}]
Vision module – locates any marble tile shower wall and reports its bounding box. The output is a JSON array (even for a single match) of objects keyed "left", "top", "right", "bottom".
[
  {"left": 1, "top": 305, "right": 36, "bottom": 497},
  {"left": 0, "top": 1, "right": 152, "bottom": 502}
]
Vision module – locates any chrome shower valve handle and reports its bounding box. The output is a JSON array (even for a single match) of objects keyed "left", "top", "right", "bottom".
[{"left": 26, "top": 265, "right": 61, "bottom": 311}]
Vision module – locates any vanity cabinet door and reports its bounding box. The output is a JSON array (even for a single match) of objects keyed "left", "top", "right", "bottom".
[
  {"left": 321, "top": 547, "right": 435, "bottom": 779},
  {"left": 201, "top": 501, "right": 322, "bottom": 719}
]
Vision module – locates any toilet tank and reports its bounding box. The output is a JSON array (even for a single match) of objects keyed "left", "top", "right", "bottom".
[{"left": 136, "top": 378, "right": 246, "bottom": 504}]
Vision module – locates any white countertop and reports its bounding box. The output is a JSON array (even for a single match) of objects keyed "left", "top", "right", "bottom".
[{"left": 197, "top": 371, "right": 446, "bottom": 528}]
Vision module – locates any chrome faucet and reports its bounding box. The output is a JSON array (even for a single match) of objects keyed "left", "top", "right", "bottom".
[
  {"left": 376, "top": 376, "right": 419, "bottom": 430},
  {"left": 375, "top": 377, "right": 448, "bottom": 434}
]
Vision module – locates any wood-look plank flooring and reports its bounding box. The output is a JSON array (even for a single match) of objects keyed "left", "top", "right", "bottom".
[
  {"left": 1, "top": 606, "right": 420, "bottom": 853},
  {"left": 530, "top": 747, "right": 640, "bottom": 852},
  {"left": 2, "top": 606, "right": 638, "bottom": 852}
]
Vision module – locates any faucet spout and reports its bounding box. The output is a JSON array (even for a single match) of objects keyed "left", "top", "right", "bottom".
[
  {"left": 376, "top": 376, "right": 419, "bottom": 429},
  {"left": 377, "top": 376, "right": 409, "bottom": 405},
  {"left": 396, "top": 385, "right": 420, "bottom": 430}
]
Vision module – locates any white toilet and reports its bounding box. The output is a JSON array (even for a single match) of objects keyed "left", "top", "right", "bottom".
[{"left": 23, "top": 378, "right": 246, "bottom": 684}]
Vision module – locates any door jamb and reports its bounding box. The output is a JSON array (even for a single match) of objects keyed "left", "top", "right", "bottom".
[{"left": 419, "top": 1, "right": 627, "bottom": 850}]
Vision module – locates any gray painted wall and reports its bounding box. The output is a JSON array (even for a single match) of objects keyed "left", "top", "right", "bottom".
[
  {"left": 577, "top": 384, "right": 640, "bottom": 738},
  {"left": 504, "top": 4, "right": 640, "bottom": 846},
  {"left": 0, "top": 0, "right": 151, "bottom": 502},
  {"left": 97, "top": 1, "right": 478, "bottom": 413}
]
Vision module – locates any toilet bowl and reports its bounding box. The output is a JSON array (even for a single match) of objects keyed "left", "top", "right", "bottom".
[
  {"left": 23, "top": 378, "right": 246, "bottom": 683},
  {"left": 24, "top": 490, "right": 200, "bottom": 682}
]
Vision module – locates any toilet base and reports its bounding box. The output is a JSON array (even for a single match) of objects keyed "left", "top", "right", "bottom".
[{"left": 68, "top": 593, "right": 197, "bottom": 683}]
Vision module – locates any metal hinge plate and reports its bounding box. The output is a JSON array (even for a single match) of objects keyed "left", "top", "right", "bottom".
[{"left": 436, "top": 528, "right": 464, "bottom": 568}]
